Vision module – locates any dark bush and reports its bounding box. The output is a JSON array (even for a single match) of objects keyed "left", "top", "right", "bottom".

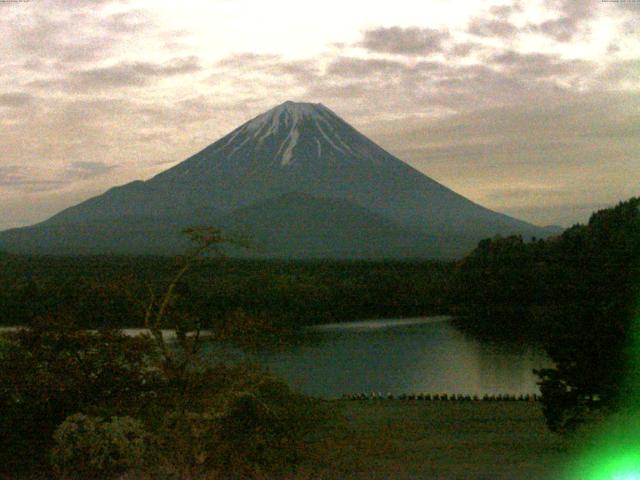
[
  {"left": 0, "top": 316, "right": 159, "bottom": 474},
  {"left": 50, "top": 414, "right": 151, "bottom": 479},
  {"left": 148, "top": 363, "right": 329, "bottom": 479}
]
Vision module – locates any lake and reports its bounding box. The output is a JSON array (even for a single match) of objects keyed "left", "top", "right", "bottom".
[
  {"left": 247, "top": 317, "right": 552, "bottom": 399},
  {"left": 3, "top": 318, "right": 551, "bottom": 399}
]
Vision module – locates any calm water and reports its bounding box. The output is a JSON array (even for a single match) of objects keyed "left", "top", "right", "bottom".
[
  {"left": 3, "top": 318, "right": 552, "bottom": 399},
  {"left": 250, "top": 317, "right": 552, "bottom": 398}
]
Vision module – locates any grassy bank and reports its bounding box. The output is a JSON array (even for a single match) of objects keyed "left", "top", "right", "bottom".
[{"left": 305, "top": 400, "right": 569, "bottom": 479}]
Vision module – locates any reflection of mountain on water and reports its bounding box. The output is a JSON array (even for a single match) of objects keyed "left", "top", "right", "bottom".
[{"left": 249, "top": 317, "right": 552, "bottom": 398}]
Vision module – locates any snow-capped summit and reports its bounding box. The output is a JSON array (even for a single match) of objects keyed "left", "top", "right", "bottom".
[
  {"left": 249, "top": 100, "right": 326, "bottom": 125},
  {"left": 0, "top": 101, "right": 559, "bottom": 258},
  {"left": 240, "top": 102, "right": 330, "bottom": 166},
  {"left": 242, "top": 101, "right": 323, "bottom": 137},
  {"left": 226, "top": 101, "right": 330, "bottom": 166},
  {"left": 159, "top": 100, "right": 399, "bottom": 171}
]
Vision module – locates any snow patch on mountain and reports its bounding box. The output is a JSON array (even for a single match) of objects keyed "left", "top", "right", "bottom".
[
  {"left": 281, "top": 127, "right": 300, "bottom": 166},
  {"left": 245, "top": 101, "right": 323, "bottom": 134},
  {"left": 235, "top": 101, "right": 370, "bottom": 166}
]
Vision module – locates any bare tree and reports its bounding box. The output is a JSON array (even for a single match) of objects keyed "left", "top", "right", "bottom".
[{"left": 141, "top": 227, "right": 249, "bottom": 381}]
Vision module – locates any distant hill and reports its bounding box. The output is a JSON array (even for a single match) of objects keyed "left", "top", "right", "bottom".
[
  {"left": 0, "top": 101, "right": 560, "bottom": 258},
  {"left": 216, "top": 192, "right": 465, "bottom": 259}
]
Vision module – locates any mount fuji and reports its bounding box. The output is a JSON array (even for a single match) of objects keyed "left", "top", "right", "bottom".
[{"left": 0, "top": 101, "right": 558, "bottom": 258}]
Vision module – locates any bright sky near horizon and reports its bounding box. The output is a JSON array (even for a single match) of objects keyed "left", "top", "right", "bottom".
[{"left": 1, "top": 0, "right": 639, "bottom": 230}]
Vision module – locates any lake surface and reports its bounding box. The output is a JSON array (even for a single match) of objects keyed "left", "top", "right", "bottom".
[
  {"left": 3, "top": 318, "right": 551, "bottom": 399},
  {"left": 249, "top": 317, "right": 552, "bottom": 398}
]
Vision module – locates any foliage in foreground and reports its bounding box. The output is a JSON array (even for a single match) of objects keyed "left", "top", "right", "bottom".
[
  {"left": 0, "top": 317, "right": 158, "bottom": 474},
  {"left": 0, "top": 228, "right": 330, "bottom": 478},
  {"left": 51, "top": 414, "right": 150, "bottom": 479},
  {"left": 0, "top": 317, "right": 328, "bottom": 479}
]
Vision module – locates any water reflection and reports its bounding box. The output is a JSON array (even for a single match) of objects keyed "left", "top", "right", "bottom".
[{"left": 253, "top": 317, "right": 552, "bottom": 398}]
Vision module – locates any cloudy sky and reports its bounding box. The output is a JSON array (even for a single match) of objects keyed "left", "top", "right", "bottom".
[{"left": 1, "top": 0, "right": 638, "bottom": 230}]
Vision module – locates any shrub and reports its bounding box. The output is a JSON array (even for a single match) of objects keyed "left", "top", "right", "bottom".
[
  {"left": 50, "top": 414, "right": 150, "bottom": 479},
  {"left": 151, "top": 365, "right": 329, "bottom": 479},
  {"left": 0, "top": 315, "right": 159, "bottom": 474},
  {"left": 215, "top": 376, "right": 323, "bottom": 478}
]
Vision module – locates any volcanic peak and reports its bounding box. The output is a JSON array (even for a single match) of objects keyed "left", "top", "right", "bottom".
[{"left": 225, "top": 100, "right": 348, "bottom": 166}]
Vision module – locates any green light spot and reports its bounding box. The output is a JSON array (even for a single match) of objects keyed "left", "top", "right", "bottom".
[
  {"left": 613, "top": 474, "right": 640, "bottom": 480},
  {"left": 562, "top": 411, "right": 640, "bottom": 480},
  {"left": 562, "top": 201, "right": 640, "bottom": 480}
]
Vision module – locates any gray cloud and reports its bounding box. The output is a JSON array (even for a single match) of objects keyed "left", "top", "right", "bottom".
[
  {"left": 101, "top": 9, "right": 156, "bottom": 34},
  {"left": 531, "top": 17, "right": 580, "bottom": 42},
  {"left": 215, "top": 53, "right": 321, "bottom": 92},
  {"left": 326, "top": 57, "right": 413, "bottom": 77},
  {"left": 466, "top": 0, "right": 595, "bottom": 43},
  {"left": 466, "top": 2, "right": 521, "bottom": 39},
  {"left": 0, "top": 166, "right": 26, "bottom": 186},
  {"left": 488, "top": 3, "right": 523, "bottom": 17},
  {"left": 449, "top": 43, "right": 477, "bottom": 57},
  {"left": 359, "top": 26, "right": 450, "bottom": 55},
  {"left": 0, "top": 166, "right": 63, "bottom": 189},
  {"left": 30, "top": 56, "right": 202, "bottom": 92},
  {"left": 526, "top": 0, "right": 594, "bottom": 42},
  {"left": 0, "top": 92, "right": 32, "bottom": 107},
  {"left": 598, "top": 59, "right": 640, "bottom": 88},
  {"left": 3, "top": 3, "right": 186, "bottom": 78},
  {"left": 217, "top": 53, "right": 280, "bottom": 68},
  {"left": 467, "top": 18, "right": 518, "bottom": 38},
  {"left": 309, "top": 23, "right": 602, "bottom": 119},
  {"left": 10, "top": 12, "right": 116, "bottom": 64},
  {"left": 66, "top": 161, "right": 117, "bottom": 179},
  {"left": 557, "top": 0, "right": 594, "bottom": 23},
  {"left": 270, "top": 61, "right": 320, "bottom": 83},
  {"left": 74, "top": 56, "right": 201, "bottom": 88},
  {"left": 489, "top": 50, "right": 595, "bottom": 79},
  {"left": 216, "top": 53, "right": 319, "bottom": 84},
  {"left": 136, "top": 95, "right": 242, "bottom": 129},
  {"left": 309, "top": 50, "right": 589, "bottom": 116}
]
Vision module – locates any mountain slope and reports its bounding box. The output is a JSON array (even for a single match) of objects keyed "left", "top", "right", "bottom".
[
  {"left": 0, "top": 217, "right": 192, "bottom": 255},
  {"left": 217, "top": 192, "right": 462, "bottom": 259},
  {"left": 0, "top": 194, "right": 461, "bottom": 258},
  {"left": 0, "top": 101, "right": 558, "bottom": 258}
]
